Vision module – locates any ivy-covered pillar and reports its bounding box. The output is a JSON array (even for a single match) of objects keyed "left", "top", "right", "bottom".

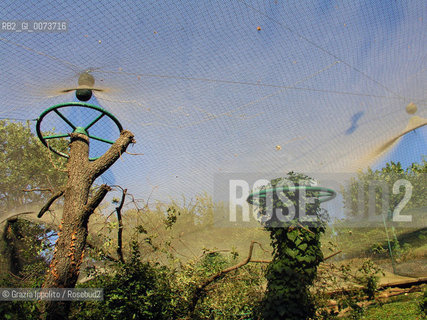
[{"left": 250, "top": 173, "right": 330, "bottom": 320}]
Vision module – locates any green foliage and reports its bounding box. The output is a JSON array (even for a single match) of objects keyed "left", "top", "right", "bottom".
[
  {"left": 314, "top": 258, "right": 384, "bottom": 318},
  {"left": 0, "top": 297, "right": 39, "bottom": 320},
  {"left": 355, "top": 260, "right": 382, "bottom": 300},
  {"left": 370, "top": 242, "right": 387, "bottom": 256},
  {"left": 328, "top": 222, "right": 425, "bottom": 262},
  {"left": 390, "top": 239, "right": 413, "bottom": 263},
  {"left": 194, "top": 265, "right": 264, "bottom": 320},
  {"left": 419, "top": 287, "right": 427, "bottom": 317},
  {"left": 0, "top": 120, "right": 67, "bottom": 210},
  {"left": 2, "top": 187, "right": 424, "bottom": 320},
  {"left": 91, "top": 193, "right": 270, "bottom": 266},
  {"left": 369, "top": 236, "right": 413, "bottom": 262},
  {"left": 71, "top": 242, "right": 174, "bottom": 320},
  {"left": 169, "top": 250, "right": 265, "bottom": 319},
  {"left": 0, "top": 219, "right": 56, "bottom": 320},
  {"left": 336, "top": 258, "right": 383, "bottom": 311},
  {"left": 1, "top": 219, "right": 53, "bottom": 279},
  {"left": 358, "top": 292, "right": 422, "bottom": 319},
  {"left": 72, "top": 239, "right": 265, "bottom": 320},
  {"left": 0, "top": 273, "right": 41, "bottom": 320},
  {"left": 0, "top": 219, "right": 53, "bottom": 304},
  {"left": 256, "top": 172, "right": 329, "bottom": 320},
  {"left": 0, "top": 121, "right": 66, "bottom": 317},
  {"left": 342, "top": 160, "right": 427, "bottom": 219},
  {"left": 164, "top": 207, "right": 179, "bottom": 229},
  {"left": 116, "top": 195, "right": 268, "bottom": 319}
]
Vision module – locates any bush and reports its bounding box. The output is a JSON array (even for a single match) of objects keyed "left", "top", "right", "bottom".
[
  {"left": 419, "top": 287, "right": 427, "bottom": 317},
  {"left": 170, "top": 250, "right": 265, "bottom": 319},
  {"left": 0, "top": 274, "right": 40, "bottom": 320},
  {"left": 70, "top": 242, "right": 174, "bottom": 320},
  {"left": 313, "top": 258, "right": 384, "bottom": 318}
]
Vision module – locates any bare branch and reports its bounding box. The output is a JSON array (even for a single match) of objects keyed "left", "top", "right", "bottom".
[
  {"left": 115, "top": 188, "right": 127, "bottom": 263},
  {"left": 83, "top": 184, "right": 111, "bottom": 219},
  {"left": 125, "top": 151, "right": 144, "bottom": 156},
  {"left": 38, "top": 190, "right": 64, "bottom": 218},
  {"left": 44, "top": 175, "right": 55, "bottom": 193},
  {"left": 323, "top": 250, "right": 342, "bottom": 261},
  {"left": 250, "top": 259, "right": 271, "bottom": 263},
  {"left": 297, "top": 223, "right": 315, "bottom": 234},
  {"left": 8, "top": 271, "right": 23, "bottom": 280},
  {"left": 0, "top": 212, "right": 35, "bottom": 225},
  {"left": 168, "top": 244, "right": 191, "bottom": 259},
  {"left": 22, "top": 188, "right": 53, "bottom": 193},
  {"left": 199, "top": 249, "right": 231, "bottom": 258},
  {"left": 90, "top": 130, "right": 135, "bottom": 179}
]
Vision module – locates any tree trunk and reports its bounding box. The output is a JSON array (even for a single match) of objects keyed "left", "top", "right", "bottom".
[
  {"left": 1, "top": 218, "right": 23, "bottom": 275},
  {"left": 41, "top": 130, "right": 134, "bottom": 319}
]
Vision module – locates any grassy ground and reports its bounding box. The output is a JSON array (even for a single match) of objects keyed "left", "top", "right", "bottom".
[
  {"left": 354, "top": 292, "right": 424, "bottom": 320},
  {"left": 322, "top": 215, "right": 426, "bottom": 319},
  {"left": 324, "top": 221, "right": 426, "bottom": 278}
]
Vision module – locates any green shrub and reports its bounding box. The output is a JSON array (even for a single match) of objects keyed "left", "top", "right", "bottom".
[
  {"left": 419, "top": 287, "right": 427, "bottom": 317},
  {"left": 70, "top": 242, "right": 173, "bottom": 320},
  {"left": 170, "top": 250, "right": 265, "bottom": 319}
]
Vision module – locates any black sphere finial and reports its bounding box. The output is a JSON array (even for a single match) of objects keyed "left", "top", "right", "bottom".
[{"left": 76, "top": 89, "right": 92, "bottom": 101}]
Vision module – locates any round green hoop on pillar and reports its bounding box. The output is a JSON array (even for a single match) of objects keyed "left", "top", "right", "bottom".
[
  {"left": 247, "top": 185, "right": 336, "bottom": 205},
  {"left": 36, "top": 102, "right": 123, "bottom": 161}
]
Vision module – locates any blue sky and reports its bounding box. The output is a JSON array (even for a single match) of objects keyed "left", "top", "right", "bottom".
[
  {"left": 0, "top": 0, "right": 426, "bottom": 206},
  {"left": 374, "top": 125, "right": 427, "bottom": 170}
]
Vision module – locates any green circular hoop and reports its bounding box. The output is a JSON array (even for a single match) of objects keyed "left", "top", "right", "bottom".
[
  {"left": 36, "top": 102, "right": 123, "bottom": 161},
  {"left": 247, "top": 186, "right": 336, "bottom": 206}
]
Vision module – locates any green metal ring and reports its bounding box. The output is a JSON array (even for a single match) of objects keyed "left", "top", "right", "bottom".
[
  {"left": 247, "top": 186, "right": 336, "bottom": 205},
  {"left": 36, "top": 102, "right": 123, "bottom": 161}
]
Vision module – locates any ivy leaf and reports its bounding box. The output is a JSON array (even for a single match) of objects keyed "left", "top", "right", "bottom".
[
  {"left": 287, "top": 230, "right": 298, "bottom": 242},
  {"left": 285, "top": 247, "right": 297, "bottom": 259},
  {"left": 298, "top": 243, "right": 308, "bottom": 251}
]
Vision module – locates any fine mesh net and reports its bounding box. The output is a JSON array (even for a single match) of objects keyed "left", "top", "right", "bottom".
[
  {"left": 0, "top": 0, "right": 427, "bottom": 296},
  {"left": 0, "top": 0, "right": 426, "bottom": 201}
]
